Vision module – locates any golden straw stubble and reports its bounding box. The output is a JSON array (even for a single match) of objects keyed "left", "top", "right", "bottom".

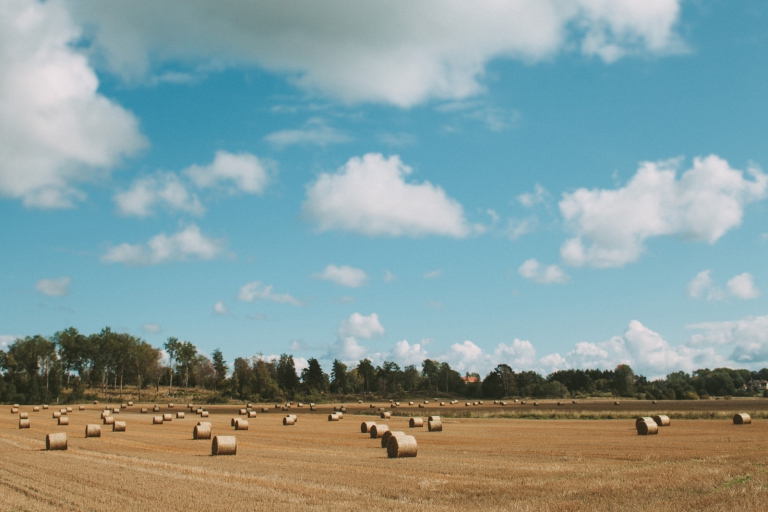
[
  {"left": 387, "top": 433, "right": 418, "bottom": 458},
  {"left": 46, "top": 432, "right": 67, "bottom": 451},
  {"left": 211, "top": 435, "right": 237, "bottom": 456}
]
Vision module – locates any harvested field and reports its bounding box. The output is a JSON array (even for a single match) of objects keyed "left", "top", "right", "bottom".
[{"left": 0, "top": 402, "right": 766, "bottom": 510}]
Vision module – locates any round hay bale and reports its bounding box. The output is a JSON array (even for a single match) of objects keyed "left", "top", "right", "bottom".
[
  {"left": 328, "top": 413, "right": 339, "bottom": 421},
  {"left": 261, "top": 407, "right": 269, "bottom": 413},
  {"left": 333, "top": 406, "right": 339, "bottom": 412},
  {"left": 521, "top": 401, "right": 526, "bottom": 405},
  {"left": 287, "top": 414, "right": 297, "bottom": 423},
  {"left": 200, "top": 411, "right": 209, "bottom": 418},
  {"left": 187, "top": 403, "right": 194, "bottom": 408},
  {"left": 85, "top": 424, "right": 101, "bottom": 437},
  {"left": 733, "top": 413, "right": 751, "bottom": 425},
  {"left": 274, "top": 404, "right": 280, "bottom": 409},
  {"left": 652, "top": 400, "right": 657, "bottom": 404},
  {"left": 370, "top": 424, "right": 390, "bottom": 439},
  {"left": 239, "top": 408, "right": 247, "bottom": 415},
  {"left": 637, "top": 419, "right": 658, "bottom": 435},
  {"left": 152, "top": 416, "right": 163, "bottom": 425},
  {"left": 19, "top": 412, "right": 28, "bottom": 419},
  {"left": 60, "top": 408, "right": 67, "bottom": 414},
  {"left": 46, "top": 432, "right": 67, "bottom": 451},
  {"left": 58, "top": 416, "right": 69, "bottom": 426},
  {"left": 440, "top": 402, "right": 446, "bottom": 406},
  {"left": 66, "top": 407, "right": 72, "bottom": 413},
  {"left": 10, "top": 407, "right": 18, "bottom": 414},
  {"left": 310, "top": 403, "right": 315, "bottom": 407},
  {"left": 493, "top": 400, "right": 498, "bottom": 404},
  {"left": 369, "top": 404, "right": 376, "bottom": 409},
  {"left": 533, "top": 402, "right": 539, "bottom": 406},
  {"left": 473, "top": 401, "right": 478, "bottom": 406},
  {"left": 113, "top": 421, "right": 126, "bottom": 432},
  {"left": 465, "top": 402, "right": 470, "bottom": 406},
  {"left": 103, "top": 416, "right": 114, "bottom": 425},
  {"left": 120, "top": 403, "right": 127, "bottom": 409},
  {"left": 361, "top": 421, "right": 376, "bottom": 433},
  {"left": 395, "top": 402, "right": 400, "bottom": 406},
  {"left": 235, "top": 419, "right": 249, "bottom": 430},
  {"left": 424, "top": 400, "right": 429, "bottom": 404},
  {"left": 246, "top": 403, "right": 253, "bottom": 408},
  {"left": 409, "top": 417, "right": 423, "bottom": 428},
  {"left": 176, "top": 412, "right": 185, "bottom": 419},
  {"left": 168, "top": 403, "right": 174, "bottom": 409},
  {"left": 93, "top": 401, "right": 98, "bottom": 405},
  {"left": 141, "top": 408, "right": 148, "bottom": 414},
  {"left": 310, "top": 405, "right": 317, "bottom": 411},
  {"left": 380, "top": 411, "right": 391, "bottom": 419},
  {"left": 500, "top": 401, "right": 507, "bottom": 406},
  {"left": 572, "top": 401, "right": 578, "bottom": 404},
  {"left": 162, "top": 413, "right": 172, "bottom": 422},
  {"left": 478, "top": 401, "right": 484, "bottom": 405},
  {"left": 387, "top": 433, "right": 418, "bottom": 458},
  {"left": 408, "top": 401, "right": 414, "bottom": 405},
  {"left": 33, "top": 406, "right": 40, "bottom": 412},
  {"left": 230, "top": 417, "right": 238, "bottom": 426},
  {"left": 377, "top": 407, "right": 385, "bottom": 412},
  {"left": 298, "top": 403, "right": 304, "bottom": 408},
  {"left": 13, "top": 403, "right": 19, "bottom": 407},
  {"left": 614, "top": 401, "right": 620, "bottom": 405},
  {"left": 43, "top": 404, "right": 49, "bottom": 409},
  {"left": 337, "top": 412, "right": 344, "bottom": 419},
  {"left": 112, "top": 408, "right": 120, "bottom": 414},
  {"left": 653, "top": 415, "right": 670, "bottom": 427},
  {"left": 428, "top": 420, "right": 442, "bottom": 432},
  {"left": 283, "top": 416, "right": 295, "bottom": 425},
  {"left": 197, "top": 407, "right": 203, "bottom": 413},
  {"left": 557, "top": 402, "right": 562, "bottom": 406},
  {"left": 194, "top": 423, "right": 212, "bottom": 439},
  {"left": 127, "top": 401, "right": 133, "bottom": 406},
  {"left": 19, "top": 418, "right": 30, "bottom": 429},
  {"left": 428, "top": 415, "right": 440, "bottom": 422},
  {"left": 53, "top": 411, "right": 61, "bottom": 418},
  {"left": 340, "top": 406, "right": 347, "bottom": 413},
  {"left": 78, "top": 405, "right": 85, "bottom": 411},
  {"left": 635, "top": 416, "right": 653, "bottom": 428},
  {"left": 152, "top": 406, "right": 160, "bottom": 412},
  {"left": 247, "top": 411, "right": 256, "bottom": 418},
  {"left": 381, "top": 429, "right": 407, "bottom": 448},
  {"left": 211, "top": 435, "right": 237, "bottom": 456},
  {"left": 418, "top": 404, "right": 424, "bottom": 409}
]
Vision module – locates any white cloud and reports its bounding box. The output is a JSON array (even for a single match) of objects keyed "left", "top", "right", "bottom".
[
  {"left": 102, "top": 224, "right": 224, "bottom": 265},
  {"left": 726, "top": 273, "right": 760, "bottom": 300},
  {"left": 687, "top": 270, "right": 760, "bottom": 301},
  {"left": 35, "top": 276, "right": 72, "bottom": 297},
  {"left": 539, "top": 353, "right": 568, "bottom": 372},
  {"left": 313, "top": 264, "right": 368, "bottom": 288},
  {"left": 213, "top": 300, "right": 230, "bottom": 315},
  {"left": 265, "top": 118, "right": 351, "bottom": 148},
  {"left": 184, "top": 150, "right": 269, "bottom": 195},
  {"left": 389, "top": 340, "right": 429, "bottom": 366},
  {"left": 439, "top": 340, "right": 492, "bottom": 374},
  {"left": 688, "top": 315, "right": 768, "bottom": 364},
  {"left": 238, "top": 281, "right": 304, "bottom": 306},
  {"left": 0, "top": 0, "right": 145, "bottom": 208},
  {"left": 494, "top": 339, "right": 537, "bottom": 368},
  {"left": 560, "top": 156, "right": 768, "bottom": 268},
  {"left": 69, "top": 0, "right": 684, "bottom": 107},
  {"left": 506, "top": 216, "right": 539, "bottom": 240},
  {"left": 141, "top": 322, "right": 162, "bottom": 333},
  {"left": 437, "top": 101, "right": 519, "bottom": 132},
  {"left": 518, "top": 259, "right": 569, "bottom": 284},
  {"left": 339, "top": 312, "right": 384, "bottom": 339},
  {"left": 518, "top": 184, "right": 548, "bottom": 208},
  {"left": 423, "top": 269, "right": 442, "bottom": 279},
  {"left": 303, "top": 153, "right": 470, "bottom": 237},
  {"left": 383, "top": 270, "right": 397, "bottom": 282},
  {"left": 0, "top": 335, "right": 17, "bottom": 348},
  {"left": 114, "top": 172, "right": 204, "bottom": 217}
]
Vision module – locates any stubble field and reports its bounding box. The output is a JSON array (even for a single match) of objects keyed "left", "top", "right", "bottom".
[{"left": 1, "top": 400, "right": 767, "bottom": 511}]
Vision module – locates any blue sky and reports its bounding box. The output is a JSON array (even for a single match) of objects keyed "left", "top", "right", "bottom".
[{"left": 2, "top": 0, "right": 768, "bottom": 379}]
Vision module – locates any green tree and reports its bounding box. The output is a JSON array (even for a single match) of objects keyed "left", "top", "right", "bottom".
[
  {"left": 302, "top": 358, "right": 326, "bottom": 392},
  {"left": 163, "top": 337, "right": 182, "bottom": 394},
  {"left": 356, "top": 359, "right": 375, "bottom": 392},
  {"left": 421, "top": 359, "right": 439, "bottom": 391},
  {"left": 177, "top": 341, "right": 199, "bottom": 389},
  {"left": 211, "top": 349, "right": 228, "bottom": 393},
  {"left": 276, "top": 354, "right": 300, "bottom": 395}
]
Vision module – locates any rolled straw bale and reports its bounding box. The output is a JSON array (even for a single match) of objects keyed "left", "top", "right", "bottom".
[
  {"left": 177, "top": 412, "right": 185, "bottom": 419},
  {"left": 381, "top": 412, "right": 391, "bottom": 419},
  {"left": 194, "top": 423, "right": 212, "bottom": 439},
  {"left": 60, "top": 408, "right": 67, "bottom": 414},
  {"left": 494, "top": 400, "right": 498, "bottom": 404},
  {"left": 168, "top": 403, "right": 174, "bottom": 408},
  {"left": 337, "top": 412, "right": 344, "bottom": 419},
  {"left": 103, "top": 416, "right": 114, "bottom": 425},
  {"left": 310, "top": 403, "right": 315, "bottom": 407},
  {"left": 113, "top": 421, "right": 126, "bottom": 432},
  {"left": 235, "top": 419, "right": 249, "bottom": 430},
  {"left": 333, "top": 406, "right": 339, "bottom": 412},
  {"left": 418, "top": 404, "right": 424, "bottom": 408},
  {"left": 428, "top": 420, "right": 442, "bottom": 432},
  {"left": 361, "top": 421, "right": 376, "bottom": 433},
  {"left": 112, "top": 408, "right": 120, "bottom": 414},
  {"left": 500, "top": 401, "right": 507, "bottom": 406},
  {"left": 78, "top": 406, "right": 85, "bottom": 411},
  {"left": 163, "top": 413, "right": 172, "bottom": 422},
  {"left": 381, "top": 429, "right": 407, "bottom": 448},
  {"left": 428, "top": 415, "right": 440, "bottom": 422},
  {"left": 298, "top": 403, "right": 304, "bottom": 408},
  {"left": 635, "top": 416, "right": 653, "bottom": 429},
  {"left": 557, "top": 402, "right": 562, "bottom": 406},
  {"left": 262, "top": 407, "right": 269, "bottom": 413},
  {"left": 246, "top": 403, "right": 253, "bottom": 408},
  {"left": 310, "top": 406, "right": 317, "bottom": 411},
  {"left": 479, "top": 401, "right": 484, "bottom": 405},
  {"left": 231, "top": 417, "right": 238, "bottom": 426},
  {"left": 409, "top": 417, "right": 423, "bottom": 428},
  {"left": 465, "top": 403, "right": 470, "bottom": 406},
  {"left": 43, "top": 404, "right": 49, "bottom": 409},
  {"left": 275, "top": 404, "right": 280, "bottom": 409},
  {"left": 520, "top": 400, "right": 525, "bottom": 404},
  {"left": 370, "top": 404, "right": 376, "bottom": 409},
  {"left": 153, "top": 406, "right": 160, "bottom": 412},
  {"left": 187, "top": 403, "right": 194, "bottom": 408},
  {"left": 652, "top": 400, "right": 657, "bottom": 404},
  {"left": 378, "top": 407, "right": 385, "bottom": 412},
  {"left": 653, "top": 415, "right": 670, "bottom": 427},
  {"left": 733, "top": 413, "right": 751, "bottom": 425},
  {"left": 387, "top": 433, "right": 418, "bottom": 458},
  {"left": 287, "top": 414, "right": 298, "bottom": 423},
  {"left": 440, "top": 402, "right": 446, "bottom": 406},
  {"left": 281, "top": 406, "right": 288, "bottom": 411},
  {"left": 200, "top": 411, "right": 209, "bottom": 417},
  {"left": 46, "top": 432, "right": 67, "bottom": 450},
  {"left": 127, "top": 401, "right": 133, "bottom": 406},
  {"left": 33, "top": 406, "right": 40, "bottom": 412},
  {"left": 409, "top": 401, "right": 414, "bottom": 405},
  {"left": 93, "top": 401, "right": 98, "bottom": 405},
  {"left": 637, "top": 419, "right": 658, "bottom": 435},
  {"left": 370, "top": 424, "right": 389, "bottom": 439},
  {"left": 53, "top": 411, "right": 61, "bottom": 418},
  {"left": 533, "top": 402, "right": 539, "bottom": 406},
  {"left": 424, "top": 400, "right": 429, "bottom": 404},
  {"left": 328, "top": 413, "right": 339, "bottom": 421},
  {"left": 198, "top": 421, "right": 212, "bottom": 428},
  {"left": 211, "top": 435, "right": 237, "bottom": 456},
  {"left": 19, "top": 412, "right": 28, "bottom": 419},
  {"left": 283, "top": 416, "right": 295, "bottom": 425},
  {"left": 85, "top": 424, "right": 101, "bottom": 437},
  {"left": 239, "top": 408, "right": 247, "bottom": 415},
  {"left": 152, "top": 416, "right": 163, "bottom": 424},
  {"left": 66, "top": 407, "right": 72, "bottom": 413},
  {"left": 58, "top": 416, "right": 69, "bottom": 426},
  {"left": 141, "top": 408, "right": 148, "bottom": 414},
  {"left": 290, "top": 401, "right": 294, "bottom": 405},
  {"left": 395, "top": 402, "right": 400, "bottom": 406},
  {"left": 19, "top": 419, "right": 30, "bottom": 429},
  {"left": 247, "top": 411, "right": 256, "bottom": 418},
  {"left": 572, "top": 401, "right": 578, "bottom": 404},
  {"left": 197, "top": 408, "right": 203, "bottom": 414},
  {"left": 614, "top": 401, "right": 620, "bottom": 405},
  {"left": 121, "top": 403, "right": 127, "bottom": 409},
  {"left": 341, "top": 406, "right": 347, "bottom": 413},
  {"left": 473, "top": 402, "right": 478, "bottom": 406}
]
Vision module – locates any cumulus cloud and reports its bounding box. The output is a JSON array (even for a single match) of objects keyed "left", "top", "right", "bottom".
[
  {"left": 184, "top": 150, "right": 269, "bottom": 195},
  {"left": 0, "top": 335, "right": 17, "bottom": 348},
  {"left": 114, "top": 172, "right": 204, "bottom": 217},
  {"left": 141, "top": 322, "right": 162, "bottom": 333},
  {"left": 0, "top": 0, "right": 145, "bottom": 208},
  {"left": 69, "top": 0, "right": 684, "bottom": 107},
  {"left": 265, "top": 118, "right": 351, "bottom": 148},
  {"left": 303, "top": 153, "right": 470, "bottom": 237},
  {"left": 35, "top": 276, "right": 72, "bottom": 297},
  {"left": 518, "top": 258, "right": 569, "bottom": 284},
  {"left": 687, "top": 270, "right": 760, "bottom": 301},
  {"left": 390, "top": 340, "right": 429, "bottom": 366},
  {"left": 688, "top": 315, "right": 768, "bottom": 364},
  {"left": 494, "top": 339, "right": 537, "bottom": 368},
  {"left": 339, "top": 312, "right": 384, "bottom": 339},
  {"left": 213, "top": 300, "right": 231, "bottom": 315},
  {"left": 518, "top": 184, "right": 548, "bottom": 208},
  {"left": 102, "top": 224, "right": 224, "bottom": 265},
  {"left": 313, "top": 264, "right": 368, "bottom": 288},
  {"left": 238, "top": 281, "right": 304, "bottom": 306},
  {"left": 506, "top": 216, "right": 539, "bottom": 240},
  {"left": 560, "top": 156, "right": 768, "bottom": 268},
  {"left": 439, "top": 340, "right": 492, "bottom": 374}
]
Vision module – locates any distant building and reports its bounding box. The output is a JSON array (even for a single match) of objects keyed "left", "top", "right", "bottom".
[
  {"left": 747, "top": 379, "right": 767, "bottom": 390},
  {"left": 462, "top": 376, "right": 480, "bottom": 384}
]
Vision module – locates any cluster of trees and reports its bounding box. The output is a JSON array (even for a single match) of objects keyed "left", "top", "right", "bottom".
[{"left": 2, "top": 326, "right": 767, "bottom": 404}]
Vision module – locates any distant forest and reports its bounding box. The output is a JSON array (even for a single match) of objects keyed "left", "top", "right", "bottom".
[{"left": 1, "top": 327, "right": 767, "bottom": 404}]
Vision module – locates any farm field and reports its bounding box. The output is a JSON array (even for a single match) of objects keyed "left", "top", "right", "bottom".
[{"left": 1, "top": 401, "right": 767, "bottom": 511}]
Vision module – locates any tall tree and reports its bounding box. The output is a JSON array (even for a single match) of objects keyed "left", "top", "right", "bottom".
[
  {"left": 211, "top": 349, "right": 228, "bottom": 393},
  {"left": 163, "top": 337, "right": 181, "bottom": 394},
  {"left": 357, "top": 359, "right": 375, "bottom": 392},
  {"left": 276, "top": 354, "right": 300, "bottom": 394},
  {"left": 301, "top": 358, "right": 326, "bottom": 391},
  {"left": 177, "top": 341, "right": 198, "bottom": 389},
  {"left": 330, "top": 359, "right": 348, "bottom": 393}
]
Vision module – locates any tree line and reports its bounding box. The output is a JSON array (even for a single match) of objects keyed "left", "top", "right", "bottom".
[{"left": 1, "top": 326, "right": 767, "bottom": 404}]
